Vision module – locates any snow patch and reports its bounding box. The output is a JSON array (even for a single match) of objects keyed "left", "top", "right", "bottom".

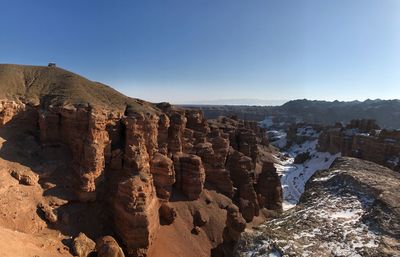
[
  {"left": 268, "top": 130, "right": 287, "bottom": 148},
  {"left": 296, "top": 126, "right": 318, "bottom": 137},
  {"left": 275, "top": 138, "right": 340, "bottom": 210},
  {"left": 260, "top": 116, "right": 274, "bottom": 128}
]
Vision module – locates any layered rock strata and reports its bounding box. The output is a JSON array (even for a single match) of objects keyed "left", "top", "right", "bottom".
[
  {"left": 318, "top": 119, "right": 400, "bottom": 171},
  {"left": 0, "top": 65, "right": 282, "bottom": 257},
  {"left": 1, "top": 99, "right": 282, "bottom": 257}
]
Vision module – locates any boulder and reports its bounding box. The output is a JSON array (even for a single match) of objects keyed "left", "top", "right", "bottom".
[
  {"left": 193, "top": 209, "right": 208, "bottom": 227},
  {"left": 159, "top": 203, "right": 177, "bottom": 225},
  {"left": 72, "top": 233, "right": 95, "bottom": 257},
  {"left": 294, "top": 152, "right": 311, "bottom": 164},
  {"left": 37, "top": 203, "right": 58, "bottom": 223},
  {"left": 10, "top": 169, "right": 38, "bottom": 186},
  {"left": 96, "top": 236, "right": 125, "bottom": 257}
]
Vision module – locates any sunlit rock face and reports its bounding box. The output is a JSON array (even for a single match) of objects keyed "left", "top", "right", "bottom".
[
  {"left": 1, "top": 101, "right": 281, "bottom": 256},
  {"left": 114, "top": 175, "right": 160, "bottom": 257},
  {"left": 0, "top": 100, "right": 25, "bottom": 125},
  {"left": 150, "top": 153, "right": 175, "bottom": 200},
  {"left": 0, "top": 65, "right": 284, "bottom": 257},
  {"left": 39, "top": 106, "right": 114, "bottom": 202}
]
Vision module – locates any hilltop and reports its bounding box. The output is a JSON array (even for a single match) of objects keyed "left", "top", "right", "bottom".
[{"left": 0, "top": 64, "right": 158, "bottom": 113}]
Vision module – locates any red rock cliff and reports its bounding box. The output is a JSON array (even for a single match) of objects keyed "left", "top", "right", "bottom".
[{"left": 0, "top": 65, "right": 283, "bottom": 257}]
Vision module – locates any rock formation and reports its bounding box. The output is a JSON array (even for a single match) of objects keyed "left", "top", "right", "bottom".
[
  {"left": 173, "top": 153, "right": 205, "bottom": 200},
  {"left": 226, "top": 150, "right": 259, "bottom": 222},
  {"left": 220, "top": 204, "right": 246, "bottom": 257},
  {"left": 0, "top": 100, "right": 25, "bottom": 125},
  {"left": 318, "top": 119, "right": 400, "bottom": 172},
  {"left": 72, "top": 233, "right": 96, "bottom": 257},
  {"left": 96, "top": 236, "right": 125, "bottom": 257},
  {"left": 150, "top": 153, "right": 175, "bottom": 200},
  {"left": 0, "top": 64, "right": 282, "bottom": 257},
  {"left": 113, "top": 176, "right": 160, "bottom": 257},
  {"left": 255, "top": 162, "right": 282, "bottom": 211}
]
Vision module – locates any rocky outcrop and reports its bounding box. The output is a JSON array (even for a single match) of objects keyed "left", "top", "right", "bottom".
[
  {"left": 222, "top": 204, "right": 246, "bottom": 256},
  {"left": 157, "top": 114, "right": 170, "bottom": 155},
  {"left": 37, "top": 202, "right": 58, "bottom": 224},
  {"left": 39, "top": 105, "right": 114, "bottom": 201},
  {"left": 123, "top": 113, "right": 159, "bottom": 175},
  {"left": 255, "top": 162, "right": 282, "bottom": 211},
  {"left": 236, "top": 157, "right": 400, "bottom": 257},
  {"left": 318, "top": 119, "right": 400, "bottom": 172},
  {"left": 0, "top": 100, "right": 25, "bottom": 125},
  {"left": 72, "top": 232, "right": 96, "bottom": 257},
  {"left": 173, "top": 153, "right": 205, "bottom": 200},
  {"left": 10, "top": 169, "right": 39, "bottom": 186},
  {"left": 293, "top": 151, "right": 311, "bottom": 164},
  {"left": 212, "top": 203, "right": 247, "bottom": 257},
  {"left": 113, "top": 175, "right": 160, "bottom": 257},
  {"left": 150, "top": 153, "right": 175, "bottom": 200},
  {"left": 286, "top": 123, "right": 322, "bottom": 147},
  {"left": 158, "top": 202, "right": 176, "bottom": 225},
  {"left": 185, "top": 109, "right": 210, "bottom": 134},
  {"left": 195, "top": 130, "right": 234, "bottom": 197},
  {"left": 0, "top": 100, "right": 281, "bottom": 257},
  {"left": 168, "top": 111, "right": 187, "bottom": 154},
  {"left": 226, "top": 150, "right": 259, "bottom": 222},
  {"left": 96, "top": 236, "right": 125, "bottom": 257},
  {"left": 0, "top": 65, "right": 283, "bottom": 257},
  {"left": 209, "top": 117, "right": 268, "bottom": 167},
  {"left": 347, "top": 119, "right": 380, "bottom": 132}
]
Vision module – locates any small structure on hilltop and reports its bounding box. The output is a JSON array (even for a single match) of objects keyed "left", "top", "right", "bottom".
[{"left": 48, "top": 62, "right": 56, "bottom": 67}]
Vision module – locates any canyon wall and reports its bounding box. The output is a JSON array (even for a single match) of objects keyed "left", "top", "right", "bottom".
[
  {"left": 0, "top": 100, "right": 282, "bottom": 257},
  {"left": 318, "top": 119, "right": 400, "bottom": 172}
]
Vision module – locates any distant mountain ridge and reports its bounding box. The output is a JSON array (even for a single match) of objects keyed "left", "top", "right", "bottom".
[
  {"left": 281, "top": 99, "right": 400, "bottom": 128},
  {"left": 185, "top": 99, "right": 400, "bottom": 129}
]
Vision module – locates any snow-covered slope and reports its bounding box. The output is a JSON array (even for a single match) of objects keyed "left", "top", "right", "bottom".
[
  {"left": 276, "top": 139, "right": 339, "bottom": 210},
  {"left": 260, "top": 117, "right": 274, "bottom": 128},
  {"left": 271, "top": 128, "right": 339, "bottom": 210},
  {"left": 236, "top": 157, "right": 400, "bottom": 257},
  {"left": 267, "top": 130, "right": 287, "bottom": 149}
]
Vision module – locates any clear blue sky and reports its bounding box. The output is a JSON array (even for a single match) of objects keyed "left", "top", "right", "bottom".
[{"left": 1, "top": 0, "right": 399, "bottom": 104}]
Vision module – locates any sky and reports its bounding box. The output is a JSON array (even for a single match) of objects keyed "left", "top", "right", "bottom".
[{"left": 1, "top": 0, "right": 400, "bottom": 105}]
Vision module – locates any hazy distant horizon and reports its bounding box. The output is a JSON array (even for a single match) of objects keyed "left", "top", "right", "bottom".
[{"left": 168, "top": 98, "right": 288, "bottom": 106}]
